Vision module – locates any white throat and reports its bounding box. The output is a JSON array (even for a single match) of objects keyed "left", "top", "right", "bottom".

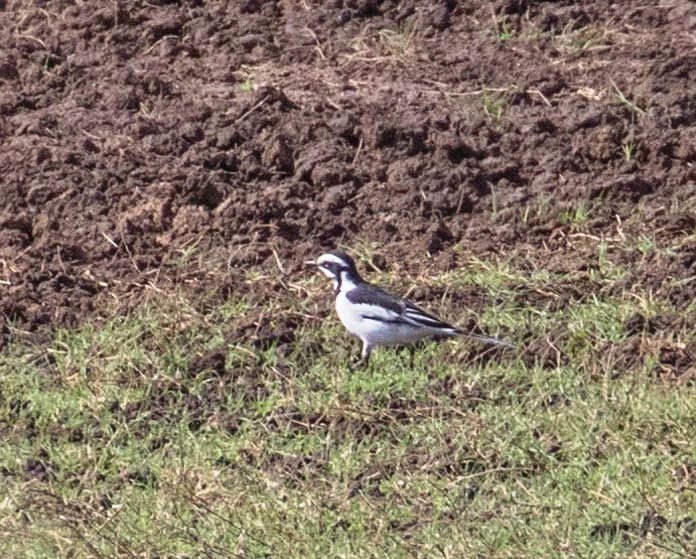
[{"left": 335, "top": 270, "right": 358, "bottom": 295}]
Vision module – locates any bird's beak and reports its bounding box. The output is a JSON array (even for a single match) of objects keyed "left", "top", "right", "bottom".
[{"left": 305, "top": 259, "right": 317, "bottom": 266}]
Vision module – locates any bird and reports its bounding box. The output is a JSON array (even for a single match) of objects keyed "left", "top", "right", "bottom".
[{"left": 306, "top": 250, "right": 513, "bottom": 365}]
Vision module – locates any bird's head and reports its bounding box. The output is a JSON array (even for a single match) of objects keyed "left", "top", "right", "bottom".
[{"left": 306, "top": 251, "right": 361, "bottom": 293}]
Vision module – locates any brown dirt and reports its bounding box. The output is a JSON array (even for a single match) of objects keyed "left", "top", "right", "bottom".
[{"left": 1, "top": 1, "right": 695, "bottom": 348}]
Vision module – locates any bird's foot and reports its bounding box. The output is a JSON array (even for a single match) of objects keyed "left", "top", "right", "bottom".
[{"left": 350, "top": 353, "right": 369, "bottom": 369}]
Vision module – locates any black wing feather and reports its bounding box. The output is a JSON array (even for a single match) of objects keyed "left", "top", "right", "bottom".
[
  {"left": 403, "top": 301, "right": 457, "bottom": 330},
  {"left": 346, "top": 283, "right": 456, "bottom": 331},
  {"left": 345, "top": 284, "right": 405, "bottom": 314}
]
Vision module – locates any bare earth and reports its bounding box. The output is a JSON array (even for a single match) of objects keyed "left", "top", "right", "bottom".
[{"left": 1, "top": 0, "right": 695, "bottom": 369}]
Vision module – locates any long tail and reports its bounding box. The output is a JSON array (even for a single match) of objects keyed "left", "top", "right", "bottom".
[
  {"left": 455, "top": 329, "right": 515, "bottom": 348},
  {"left": 402, "top": 303, "right": 515, "bottom": 348}
]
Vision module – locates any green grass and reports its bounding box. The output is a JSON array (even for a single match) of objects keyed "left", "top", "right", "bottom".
[
  {"left": 1, "top": 245, "right": 695, "bottom": 558},
  {"left": 559, "top": 201, "right": 592, "bottom": 228},
  {"left": 482, "top": 90, "right": 507, "bottom": 122},
  {"left": 378, "top": 21, "right": 417, "bottom": 59},
  {"left": 490, "top": 14, "right": 515, "bottom": 41}
]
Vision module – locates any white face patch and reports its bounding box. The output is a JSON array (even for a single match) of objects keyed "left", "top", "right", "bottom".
[
  {"left": 316, "top": 253, "right": 348, "bottom": 266},
  {"left": 316, "top": 264, "right": 337, "bottom": 279},
  {"left": 315, "top": 253, "right": 347, "bottom": 279},
  {"left": 311, "top": 252, "right": 359, "bottom": 295}
]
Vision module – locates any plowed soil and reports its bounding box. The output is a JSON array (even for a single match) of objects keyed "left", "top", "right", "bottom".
[{"left": 1, "top": 1, "right": 695, "bottom": 346}]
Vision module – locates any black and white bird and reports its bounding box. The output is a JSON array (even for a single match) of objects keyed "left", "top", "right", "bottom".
[{"left": 306, "top": 250, "right": 513, "bottom": 364}]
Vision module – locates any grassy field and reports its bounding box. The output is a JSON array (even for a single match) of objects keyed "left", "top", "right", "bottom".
[{"left": 1, "top": 241, "right": 695, "bottom": 558}]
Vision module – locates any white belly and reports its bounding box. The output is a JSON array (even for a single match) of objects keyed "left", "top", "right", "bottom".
[{"left": 335, "top": 292, "right": 445, "bottom": 347}]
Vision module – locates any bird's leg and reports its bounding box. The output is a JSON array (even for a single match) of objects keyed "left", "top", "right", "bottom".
[
  {"left": 351, "top": 341, "right": 371, "bottom": 368},
  {"left": 362, "top": 343, "right": 372, "bottom": 366},
  {"left": 361, "top": 342, "right": 372, "bottom": 366}
]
